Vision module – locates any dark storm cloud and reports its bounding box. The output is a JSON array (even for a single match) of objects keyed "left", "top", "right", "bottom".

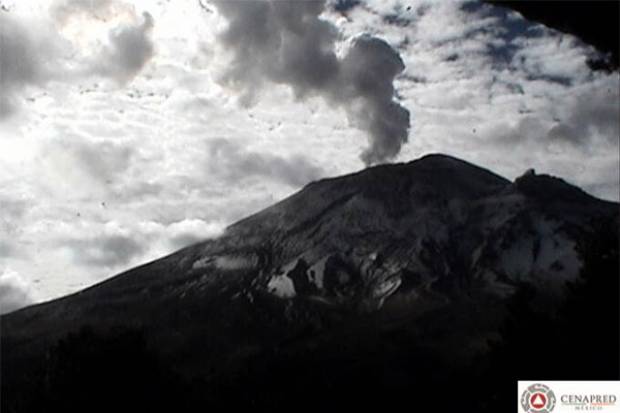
[
  {"left": 65, "top": 234, "right": 144, "bottom": 267},
  {"left": 207, "top": 139, "right": 325, "bottom": 187},
  {"left": 213, "top": 0, "right": 410, "bottom": 165}
]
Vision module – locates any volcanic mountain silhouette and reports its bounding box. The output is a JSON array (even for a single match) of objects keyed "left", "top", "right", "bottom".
[{"left": 2, "top": 154, "right": 618, "bottom": 412}]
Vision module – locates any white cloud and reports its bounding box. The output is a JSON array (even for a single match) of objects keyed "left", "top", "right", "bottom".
[
  {"left": 0, "top": 0, "right": 156, "bottom": 120},
  {"left": 0, "top": 13, "right": 63, "bottom": 118},
  {"left": 207, "top": 138, "right": 326, "bottom": 187},
  {"left": 0, "top": 268, "right": 36, "bottom": 314},
  {"left": 50, "top": 0, "right": 131, "bottom": 26},
  {"left": 92, "top": 11, "right": 155, "bottom": 84},
  {"left": 347, "top": 0, "right": 620, "bottom": 200},
  {"left": 164, "top": 219, "right": 226, "bottom": 250},
  {"left": 62, "top": 233, "right": 144, "bottom": 267},
  {"left": 35, "top": 134, "right": 134, "bottom": 198}
]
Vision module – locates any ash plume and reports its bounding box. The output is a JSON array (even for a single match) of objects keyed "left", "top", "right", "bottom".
[{"left": 213, "top": 0, "right": 410, "bottom": 165}]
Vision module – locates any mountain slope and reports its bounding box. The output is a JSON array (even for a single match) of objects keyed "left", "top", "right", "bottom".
[{"left": 2, "top": 153, "right": 618, "bottom": 410}]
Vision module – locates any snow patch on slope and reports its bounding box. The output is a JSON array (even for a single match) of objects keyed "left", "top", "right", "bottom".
[
  {"left": 192, "top": 254, "right": 258, "bottom": 271},
  {"left": 308, "top": 256, "right": 329, "bottom": 290},
  {"left": 267, "top": 275, "right": 296, "bottom": 298}
]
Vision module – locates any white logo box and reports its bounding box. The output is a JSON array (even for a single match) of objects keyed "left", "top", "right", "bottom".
[{"left": 519, "top": 381, "right": 620, "bottom": 413}]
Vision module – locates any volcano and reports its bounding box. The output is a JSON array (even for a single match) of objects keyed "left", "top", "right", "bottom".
[{"left": 2, "top": 154, "right": 618, "bottom": 412}]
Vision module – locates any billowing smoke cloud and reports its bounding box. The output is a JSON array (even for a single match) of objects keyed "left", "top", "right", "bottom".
[{"left": 213, "top": 0, "right": 410, "bottom": 165}]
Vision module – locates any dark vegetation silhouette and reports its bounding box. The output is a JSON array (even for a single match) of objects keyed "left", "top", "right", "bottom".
[
  {"left": 2, "top": 327, "right": 192, "bottom": 413},
  {"left": 2, "top": 221, "right": 617, "bottom": 412}
]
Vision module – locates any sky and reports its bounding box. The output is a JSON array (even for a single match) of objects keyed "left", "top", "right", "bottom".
[{"left": 0, "top": 0, "right": 618, "bottom": 314}]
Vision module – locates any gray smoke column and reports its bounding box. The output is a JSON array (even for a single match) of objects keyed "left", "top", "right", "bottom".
[{"left": 213, "top": 0, "right": 410, "bottom": 165}]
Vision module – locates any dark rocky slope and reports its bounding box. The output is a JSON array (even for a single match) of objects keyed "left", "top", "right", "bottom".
[{"left": 2, "top": 154, "right": 618, "bottom": 412}]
